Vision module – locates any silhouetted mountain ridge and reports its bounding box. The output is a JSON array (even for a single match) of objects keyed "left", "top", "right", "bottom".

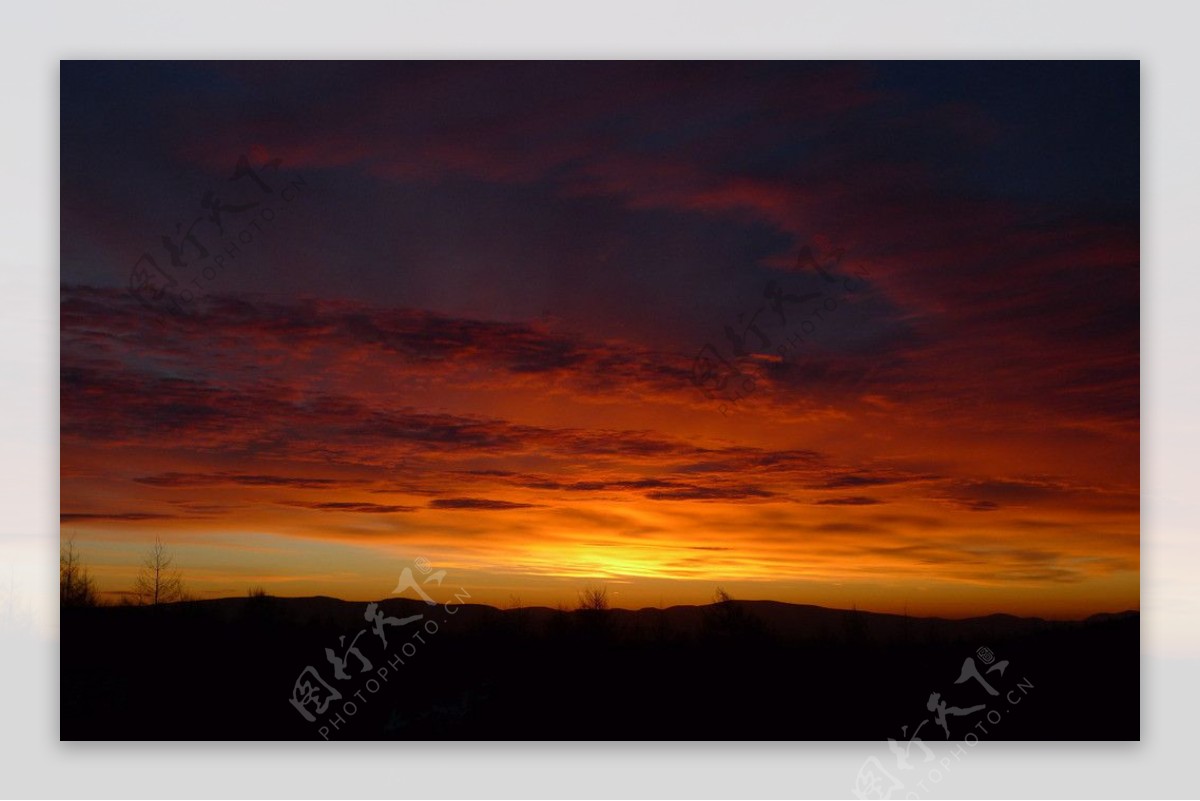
[
  {"left": 61, "top": 593, "right": 1139, "bottom": 740},
  {"left": 114, "top": 593, "right": 1136, "bottom": 645}
]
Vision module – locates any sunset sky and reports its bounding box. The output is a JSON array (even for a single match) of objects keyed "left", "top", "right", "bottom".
[{"left": 60, "top": 61, "right": 1139, "bottom": 617}]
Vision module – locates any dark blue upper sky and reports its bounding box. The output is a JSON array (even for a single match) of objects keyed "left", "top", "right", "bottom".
[{"left": 61, "top": 61, "right": 1138, "bottom": 349}]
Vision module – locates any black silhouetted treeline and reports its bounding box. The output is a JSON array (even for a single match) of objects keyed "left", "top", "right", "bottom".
[{"left": 60, "top": 594, "right": 1138, "bottom": 740}]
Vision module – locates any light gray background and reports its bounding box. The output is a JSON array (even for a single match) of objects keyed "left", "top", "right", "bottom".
[{"left": 2, "top": 0, "right": 1194, "bottom": 797}]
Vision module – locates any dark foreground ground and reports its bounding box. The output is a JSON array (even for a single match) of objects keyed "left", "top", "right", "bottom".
[{"left": 61, "top": 597, "right": 1138, "bottom": 740}]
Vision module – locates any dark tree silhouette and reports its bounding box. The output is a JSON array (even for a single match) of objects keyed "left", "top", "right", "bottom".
[
  {"left": 577, "top": 585, "right": 609, "bottom": 611},
  {"left": 60, "top": 538, "right": 99, "bottom": 607},
  {"left": 704, "top": 586, "right": 761, "bottom": 640},
  {"left": 575, "top": 585, "right": 612, "bottom": 640},
  {"left": 132, "top": 536, "right": 185, "bottom": 606},
  {"left": 842, "top": 601, "right": 868, "bottom": 643}
]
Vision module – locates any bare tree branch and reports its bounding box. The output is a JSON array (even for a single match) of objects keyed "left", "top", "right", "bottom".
[{"left": 132, "top": 536, "right": 186, "bottom": 606}]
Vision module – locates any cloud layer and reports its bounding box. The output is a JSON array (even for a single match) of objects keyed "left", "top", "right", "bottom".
[{"left": 59, "top": 62, "right": 1139, "bottom": 616}]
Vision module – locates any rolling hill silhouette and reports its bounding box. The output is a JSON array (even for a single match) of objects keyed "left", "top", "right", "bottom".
[{"left": 60, "top": 596, "right": 1138, "bottom": 740}]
